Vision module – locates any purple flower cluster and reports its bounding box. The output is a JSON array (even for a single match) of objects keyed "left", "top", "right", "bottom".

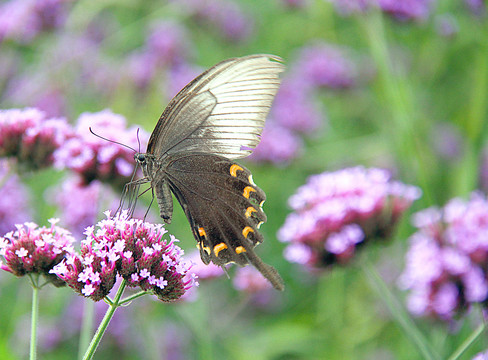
[
  {"left": 127, "top": 21, "right": 191, "bottom": 91},
  {"left": 399, "top": 192, "right": 488, "bottom": 320},
  {"left": 54, "top": 110, "right": 148, "bottom": 188},
  {"left": 51, "top": 211, "right": 196, "bottom": 302},
  {"left": 295, "top": 43, "right": 357, "bottom": 89},
  {"left": 233, "top": 266, "right": 272, "bottom": 293},
  {"left": 0, "top": 0, "right": 71, "bottom": 44},
  {"left": 171, "top": 0, "right": 253, "bottom": 41},
  {"left": 49, "top": 177, "right": 115, "bottom": 239},
  {"left": 278, "top": 166, "right": 421, "bottom": 267},
  {"left": 328, "top": 0, "right": 436, "bottom": 21},
  {"left": 0, "top": 108, "right": 72, "bottom": 170},
  {"left": 0, "top": 160, "right": 32, "bottom": 235},
  {"left": 251, "top": 42, "right": 358, "bottom": 165},
  {"left": 0, "top": 218, "right": 75, "bottom": 287}
]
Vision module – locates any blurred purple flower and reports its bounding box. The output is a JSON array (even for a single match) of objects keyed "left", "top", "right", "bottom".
[
  {"left": 279, "top": 0, "right": 309, "bottom": 8},
  {"left": 0, "top": 218, "right": 75, "bottom": 287},
  {"left": 430, "top": 122, "right": 464, "bottom": 160},
  {"left": 295, "top": 43, "right": 357, "bottom": 89},
  {"left": 166, "top": 63, "right": 202, "bottom": 99},
  {"left": 48, "top": 177, "right": 116, "bottom": 239},
  {"left": 0, "top": 0, "right": 70, "bottom": 43},
  {"left": 279, "top": 166, "right": 421, "bottom": 267},
  {"left": 249, "top": 122, "right": 303, "bottom": 164},
  {"left": 0, "top": 108, "right": 72, "bottom": 170},
  {"left": 0, "top": 160, "right": 32, "bottom": 235},
  {"left": 399, "top": 192, "right": 488, "bottom": 320},
  {"left": 329, "top": 0, "right": 436, "bottom": 20},
  {"left": 52, "top": 210, "right": 197, "bottom": 302},
  {"left": 378, "top": 0, "right": 435, "bottom": 21},
  {"left": 435, "top": 14, "right": 459, "bottom": 38},
  {"left": 171, "top": 0, "right": 253, "bottom": 41},
  {"left": 233, "top": 266, "right": 272, "bottom": 293},
  {"left": 271, "top": 77, "right": 323, "bottom": 133},
  {"left": 54, "top": 109, "right": 148, "bottom": 188},
  {"left": 473, "top": 350, "right": 488, "bottom": 360},
  {"left": 465, "top": 0, "right": 486, "bottom": 16},
  {"left": 146, "top": 21, "right": 190, "bottom": 67}
]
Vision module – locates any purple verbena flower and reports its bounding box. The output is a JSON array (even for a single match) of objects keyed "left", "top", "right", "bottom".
[
  {"left": 0, "top": 0, "right": 70, "bottom": 43},
  {"left": 279, "top": 166, "right": 421, "bottom": 268},
  {"left": 295, "top": 43, "right": 357, "bottom": 89},
  {"left": 172, "top": 0, "right": 253, "bottom": 41},
  {"left": 233, "top": 266, "right": 272, "bottom": 293},
  {"left": 49, "top": 177, "right": 116, "bottom": 239},
  {"left": 279, "top": 0, "right": 309, "bottom": 8},
  {"left": 0, "top": 218, "right": 75, "bottom": 287},
  {"left": 52, "top": 210, "right": 196, "bottom": 302},
  {"left": 399, "top": 192, "right": 488, "bottom": 320},
  {"left": 249, "top": 122, "right": 303, "bottom": 164},
  {"left": 0, "top": 108, "right": 72, "bottom": 170},
  {"left": 54, "top": 109, "right": 148, "bottom": 188},
  {"left": 146, "top": 21, "right": 190, "bottom": 67},
  {"left": 0, "top": 160, "right": 32, "bottom": 235},
  {"left": 329, "top": 0, "right": 436, "bottom": 21},
  {"left": 271, "top": 77, "right": 323, "bottom": 133},
  {"left": 465, "top": 0, "right": 486, "bottom": 16}
]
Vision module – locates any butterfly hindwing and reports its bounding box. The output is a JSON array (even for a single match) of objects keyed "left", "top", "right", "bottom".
[{"left": 163, "top": 153, "right": 265, "bottom": 262}]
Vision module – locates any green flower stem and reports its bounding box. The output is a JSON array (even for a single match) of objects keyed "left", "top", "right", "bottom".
[
  {"left": 119, "top": 290, "right": 148, "bottom": 305},
  {"left": 82, "top": 279, "right": 127, "bottom": 360},
  {"left": 29, "top": 276, "right": 40, "bottom": 360},
  {"left": 78, "top": 301, "right": 95, "bottom": 360},
  {"left": 447, "top": 322, "right": 486, "bottom": 360},
  {"left": 359, "top": 11, "right": 432, "bottom": 202},
  {"left": 362, "top": 260, "right": 440, "bottom": 360}
]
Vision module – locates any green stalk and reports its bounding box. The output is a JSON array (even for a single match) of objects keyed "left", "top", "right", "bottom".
[
  {"left": 29, "top": 276, "right": 40, "bottom": 360},
  {"left": 78, "top": 301, "right": 95, "bottom": 360},
  {"left": 82, "top": 279, "right": 127, "bottom": 360},
  {"left": 359, "top": 11, "right": 432, "bottom": 202},
  {"left": 447, "top": 322, "right": 486, "bottom": 360},
  {"left": 362, "top": 260, "right": 440, "bottom": 360}
]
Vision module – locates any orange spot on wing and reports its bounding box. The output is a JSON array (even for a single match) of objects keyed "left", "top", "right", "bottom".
[
  {"left": 242, "top": 226, "right": 254, "bottom": 238},
  {"left": 243, "top": 186, "right": 256, "bottom": 199},
  {"left": 198, "top": 227, "right": 206, "bottom": 237},
  {"left": 230, "top": 164, "right": 244, "bottom": 177},
  {"left": 235, "top": 246, "right": 246, "bottom": 254},
  {"left": 214, "top": 243, "right": 228, "bottom": 256},
  {"left": 245, "top": 207, "right": 257, "bottom": 218}
]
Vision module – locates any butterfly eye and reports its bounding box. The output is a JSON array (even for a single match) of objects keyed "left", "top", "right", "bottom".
[{"left": 137, "top": 154, "right": 146, "bottom": 163}]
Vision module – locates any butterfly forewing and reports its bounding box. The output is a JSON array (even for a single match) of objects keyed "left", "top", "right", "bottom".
[{"left": 147, "top": 55, "right": 285, "bottom": 160}]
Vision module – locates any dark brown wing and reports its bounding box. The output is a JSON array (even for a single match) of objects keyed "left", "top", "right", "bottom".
[{"left": 163, "top": 152, "right": 284, "bottom": 290}]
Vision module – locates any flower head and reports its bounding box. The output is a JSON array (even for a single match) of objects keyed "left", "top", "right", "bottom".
[
  {"left": 52, "top": 211, "right": 196, "bottom": 302},
  {"left": 53, "top": 110, "right": 148, "bottom": 188},
  {"left": 279, "top": 166, "right": 421, "bottom": 268},
  {"left": 0, "top": 108, "right": 72, "bottom": 170},
  {"left": 0, "top": 219, "right": 75, "bottom": 287},
  {"left": 399, "top": 192, "right": 488, "bottom": 320}
]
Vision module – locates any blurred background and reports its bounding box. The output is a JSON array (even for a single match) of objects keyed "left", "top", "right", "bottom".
[{"left": 1, "top": 0, "right": 488, "bottom": 359}]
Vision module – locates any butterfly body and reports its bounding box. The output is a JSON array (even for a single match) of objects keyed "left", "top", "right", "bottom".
[{"left": 135, "top": 55, "right": 285, "bottom": 290}]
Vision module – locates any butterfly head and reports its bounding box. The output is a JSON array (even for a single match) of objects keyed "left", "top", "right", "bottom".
[{"left": 134, "top": 152, "right": 150, "bottom": 178}]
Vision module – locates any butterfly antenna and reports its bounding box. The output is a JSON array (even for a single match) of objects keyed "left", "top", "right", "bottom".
[
  {"left": 89, "top": 127, "right": 137, "bottom": 153},
  {"left": 136, "top": 128, "right": 141, "bottom": 153}
]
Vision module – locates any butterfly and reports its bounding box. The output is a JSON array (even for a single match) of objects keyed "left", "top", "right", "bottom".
[{"left": 134, "top": 54, "right": 285, "bottom": 290}]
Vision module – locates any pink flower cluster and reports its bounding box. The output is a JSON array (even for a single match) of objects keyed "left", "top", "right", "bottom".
[
  {"left": 399, "top": 192, "right": 488, "bottom": 320},
  {"left": 53, "top": 109, "right": 148, "bottom": 188},
  {"left": 0, "top": 108, "right": 72, "bottom": 170},
  {"left": 279, "top": 166, "right": 421, "bottom": 267},
  {"left": 0, "top": 218, "right": 76, "bottom": 287},
  {"left": 52, "top": 211, "right": 197, "bottom": 302}
]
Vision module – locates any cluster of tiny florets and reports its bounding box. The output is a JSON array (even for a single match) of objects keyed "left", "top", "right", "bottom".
[
  {"left": 51, "top": 210, "right": 196, "bottom": 302},
  {"left": 279, "top": 166, "right": 421, "bottom": 268},
  {"left": 0, "top": 218, "right": 76, "bottom": 287}
]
